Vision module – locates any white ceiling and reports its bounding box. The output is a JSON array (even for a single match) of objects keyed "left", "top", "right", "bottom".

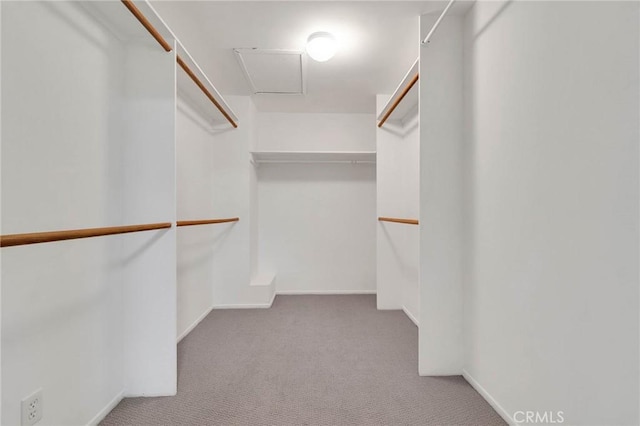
[{"left": 151, "top": 1, "right": 473, "bottom": 113}]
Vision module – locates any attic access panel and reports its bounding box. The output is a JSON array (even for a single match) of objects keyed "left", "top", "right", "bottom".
[{"left": 234, "top": 49, "right": 305, "bottom": 95}]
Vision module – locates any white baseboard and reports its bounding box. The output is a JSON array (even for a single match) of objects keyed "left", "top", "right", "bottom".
[
  {"left": 377, "top": 305, "right": 402, "bottom": 310},
  {"left": 211, "top": 289, "right": 277, "bottom": 310},
  {"left": 268, "top": 289, "right": 276, "bottom": 306},
  {"left": 87, "top": 390, "right": 123, "bottom": 426},
  {"left": 276, "top": 290, "right": 377, "bottom": 295},
  {"left": 210, "top": 291, "right": 375, "bottom": 309},
  {"left": 177, "top": 306, "right": 214, "bottom": 343},
  {"left": 402, "top": 305, "right": 419, "bottom": 327},
  {"left": 462, "top": 369, "right": 516, "bottom": 426},
  {"left": 212, "top": 302, "right": 272, "bottom": 309},
  {"left": 124, "top": 390, "right": 177, "bottom": 398}
]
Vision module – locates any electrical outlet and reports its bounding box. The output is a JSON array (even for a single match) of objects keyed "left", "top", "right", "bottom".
[{"left": 21, "top": 389, "right": 43, "bottom": 426}]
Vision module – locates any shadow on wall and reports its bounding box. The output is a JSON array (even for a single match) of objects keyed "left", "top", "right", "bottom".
[
  {"left": 471, "top": 0, "right": 514, "bottom": 41},
  {"left": 2, "top": 243, "right": 120, "bottom": 345},
  {"left": 122, "top": 229, "right": 170, "bottom": 266},
  {"left": 177, "top": 95, "right": 237, "bottom": 136},
  {"left": 379, "top": 222, "right": 414, "bottom": 271},
  {"left": 47, "top": 1, "right": 113, "bottom": 52},
  {"left": 378, "top": 111, "right": 418, "bottom": 138},
  {"left": 177, "top": 224, "right": 237, "bottom": 270}
]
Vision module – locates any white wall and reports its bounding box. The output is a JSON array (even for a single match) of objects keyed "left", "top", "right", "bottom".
[
  {"left": 120, "top": 41, "right": 177, "bottom": 398},
  {"left": 154, "top": 0, "right": 272, "bottom": 308},
  {"left": 463, "top": 1, "right": 639, "bottom": 424},
  {"left": 256, "top": 113, "right": 376, "bottom": 293},
  {"left": 2, "top": 2, "right": 125, "bottom": 424},
  {"left": 175, "top": 98, "right": 216, "bottom": 340},
  {"left": 206, "top": 97, "right": 274, "bottom": 306},
  {"left": 400, "top": 118, "right": 420, "bottom": 321},
  {"left": 256, "top": 113, "right": 375, "bottom": 152},
  {"left": 419, "top": 13, "right": 465, "bottom": 376},
  {"left": 376, "top": 99, "right": 420, "bottom": 322},
  {"left": 2, "top": 1, "right": 179, "bottom": 422},
  {"left": 258, "top": 163, "right": 376, "bottom": 294},
  {"left": 175, "top": 93, "right": 269, "bottom": 322}
]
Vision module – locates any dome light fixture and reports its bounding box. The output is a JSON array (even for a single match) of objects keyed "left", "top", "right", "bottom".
[{"left": 306, "top": 32, "right": 337, "bottom": 62}]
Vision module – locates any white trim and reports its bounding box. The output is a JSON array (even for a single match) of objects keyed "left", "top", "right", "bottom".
[
  {"left": 212, "top": 301, "right": 272, "bottom": 309},
  {"left": 402, "top": 305, "right": 419, "bottom": 327},
  {"left": 177, "top": 41, "right": 239, "bottom": 123},
  {"left": 276, "top": 290, "right": 376, "bottom": 295},
  {"left": 86, "top": 391, "right": 123, "bottom": 426},
  {"left": 233, "top": 48, "right": 306, "bottom": 95},
  {"left": 177, "top": 306, "right": 214, "bottom": 343},
  {"left": 377, "top": 57, "right": 419, "bottom": 123},
  {"left": 124, "top": 391, "right": 177, "bottom": 398},
  {"left": 211, "top": 291, "right": 277, "bottom": 310},
  {"left": 267, "top": 290, "right": 277, "bottom": 307},
  {"left": 251, "top": 151, "right": 376, "bottom": 165},
  {"left": 421, "top": 0, "right": 456, "bottom": 45},
  {"left": 462, "top": 369, "right": 516, "bottom": 426},
  {"left": 211, "top": 291, "right": 375, "bottom": 310}
]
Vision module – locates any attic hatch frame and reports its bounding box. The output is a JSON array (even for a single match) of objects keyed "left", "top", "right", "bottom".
[{"left": 234, "top": 48, "right": 307, "bottom": 95}]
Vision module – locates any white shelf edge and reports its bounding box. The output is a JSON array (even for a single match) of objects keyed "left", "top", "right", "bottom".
[
  {"left": 377, "top": 57, "right": 419, "bottom": 122},
  {"left": 176, "top": 41, "right": 239, "bottom": 124},
  {"left": 250, "top": 151, "right": 377, "bottom": 164},
  {"left": 131, "top": 1, "right": 239, "bottom": 125},
  {"left": 134, "top": 0, "right": 176, "bottom": 47}
]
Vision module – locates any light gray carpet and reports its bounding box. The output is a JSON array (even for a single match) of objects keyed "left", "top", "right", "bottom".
[{"left": 101, "top": 295, "right": 505, "bottom": 425}]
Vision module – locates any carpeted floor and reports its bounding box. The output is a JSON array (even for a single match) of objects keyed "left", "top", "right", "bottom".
[{"left": 101, "top": 295, "right": 505, "bottom": 425}]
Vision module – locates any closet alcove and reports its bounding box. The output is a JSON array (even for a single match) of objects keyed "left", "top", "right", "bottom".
[
  {"left": 1, "top": 1, "right": 238, "bottom": 423},
  {"left": 2, "top": 0, "right": 469, "bottom": 423},
  {"left": 3, "top": 0, "right": 637, "bottom": 424}
]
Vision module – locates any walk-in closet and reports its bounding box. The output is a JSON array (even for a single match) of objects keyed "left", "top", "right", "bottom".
[{"left": 1, "top": 0, "right": 638, "bottom": 425}]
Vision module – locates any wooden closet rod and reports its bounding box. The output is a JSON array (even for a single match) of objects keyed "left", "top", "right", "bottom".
[
  {"left": 0, "top": 222, "right": 172, "bottom": 248},
  {"left": 121, "top": 0, "right": 172, "bottom": 52},
  {"left": 177, "top": 218, "right": 239, "bottom": 227},
  {"left": 377, "top": 73, "right": 419, "bottom": 128},
  {"left": 121, "top": 1, "right": 237, "bottom": 128},
  {"left": 176, "top": 56, "right": 238, "bottom": 129},
  {"left": 378, "top": 217, "right": 419, "bottom": 225}
]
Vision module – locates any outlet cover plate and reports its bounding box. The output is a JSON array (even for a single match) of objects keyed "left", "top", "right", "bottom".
[{"left": 21, "top": 388, "right": 43, "bottom": 426}]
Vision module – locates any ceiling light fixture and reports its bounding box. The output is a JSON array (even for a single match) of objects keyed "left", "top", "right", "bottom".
[{"left": 306, "top": 32, "right": 337, "bottom": 62}]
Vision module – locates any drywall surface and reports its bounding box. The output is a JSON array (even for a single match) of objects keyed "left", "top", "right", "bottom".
[
  {"left": 419, "top": 14, "right": 464, "bottom": 375},
  {"left": 376, "top": 98, "right": 420, "bottom": 319},
  {"left": 175, "top": 95, "right": 273, "bottom": 309},
  {"left": 463, "top": 1, "right": 639, "bottom": 424},
  {"left": 120, "top": 41, "right": 177, "bottom": 398},
  {"left": 176, "top": 98, "right": 217, "bottom": 339},
  {"left": 209, "top": 96, "right": 252, "bottom": 304},
  {"left": 256, "top": 113, "right": 375, "bottom": 152},
  {"left": 401, "top": 119, "right": 420, "bottom": 321},
  {"left": 256, "top": 113, "right": 376, "bottom": 293},
  {"left": 1, "top": 2, "right": 126, "bottom": 424},
  {"left": 258, "top": 163, "right": 376, "bottom": 293},
  {"left": 206, "top": 97, "right": 273, "bottom": 306}
]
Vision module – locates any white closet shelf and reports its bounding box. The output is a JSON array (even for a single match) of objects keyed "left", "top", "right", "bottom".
[
  {"left": 176, "top": 42, "right": 239, "bottom": 127},
  {"left": 251, "top": 151, "right": 376, "bottom": 164},
  {"left": 377, "top": 57, "right": 419, "bottom": 125},
  {"left": 86, "top": 1, "right": 238, "bottom": 128}
]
